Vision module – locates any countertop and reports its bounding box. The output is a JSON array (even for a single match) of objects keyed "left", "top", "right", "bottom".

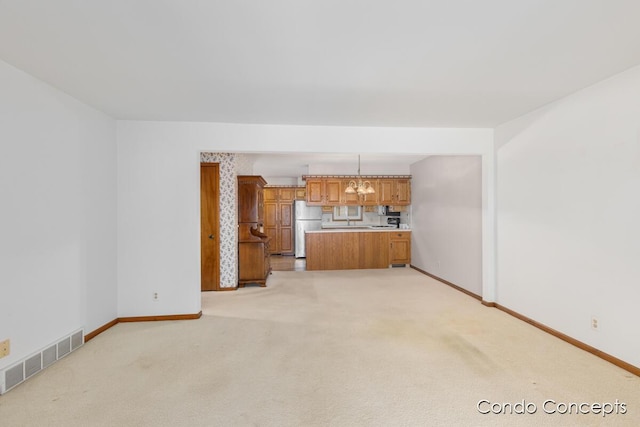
[{"left": 307, "top": 227, "right": 411, "bottom": 233}]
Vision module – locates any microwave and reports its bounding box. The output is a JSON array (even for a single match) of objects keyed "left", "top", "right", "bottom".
[{"left": 377, "top": 206, "right": 400, "bottom": 217}]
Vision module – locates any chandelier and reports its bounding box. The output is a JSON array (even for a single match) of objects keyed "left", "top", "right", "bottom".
[{"left": 345, "top": 155, "right": 375, "bottom": 195}]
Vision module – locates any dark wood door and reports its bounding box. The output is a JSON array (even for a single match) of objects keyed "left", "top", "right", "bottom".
[{"left": 200, "top": 163, "right": 220, "bottom": 291}]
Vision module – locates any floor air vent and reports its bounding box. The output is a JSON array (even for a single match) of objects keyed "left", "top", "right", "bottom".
[{"left": 0, "top": 329, "right": 84, "bottom": 394}]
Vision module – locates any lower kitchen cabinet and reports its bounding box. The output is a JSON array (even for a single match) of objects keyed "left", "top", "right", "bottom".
[
  {"left": 306, "top": 231, "right": 410, "bottom": 270},
  {"left": 389, "top": 231, "right": 411, "bottom": 265}
]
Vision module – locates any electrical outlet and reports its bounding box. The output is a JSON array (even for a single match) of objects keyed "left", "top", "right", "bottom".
[
  {"left": 0, "top": 339, "right": 9, "bottom": 358},
  {"left": 153, "top": 292, "right": 159, "bottom": 301},
  {"left": 591, "top": 316, "right": 599, "bottom": 331}
]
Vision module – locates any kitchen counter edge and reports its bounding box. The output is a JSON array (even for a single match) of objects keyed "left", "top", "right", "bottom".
[{"left": 307, "top": 228, "right": 411, "bottom": 234}]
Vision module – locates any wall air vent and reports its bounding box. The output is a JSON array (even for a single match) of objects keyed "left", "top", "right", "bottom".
[
  {"left": 25, "top": 353, "right": 42, "bottom": 379},
  {"left": 4, "top": 363, "right": 24, "bottom": 391},
  {"left": 0, "top": 329, "right": 83, "bottom": 394}
]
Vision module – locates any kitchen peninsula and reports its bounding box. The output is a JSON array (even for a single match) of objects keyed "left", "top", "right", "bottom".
[{"left": 305, "top": 228, "right": 411, "bottom": 270}]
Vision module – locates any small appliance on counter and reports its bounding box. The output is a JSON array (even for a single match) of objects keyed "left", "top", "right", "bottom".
[
  {"left": 378, "top": 205, "right": 401, "bottom": 216},
  {"left": 387, "top": 217, "right": 400, "bottom": 228}
]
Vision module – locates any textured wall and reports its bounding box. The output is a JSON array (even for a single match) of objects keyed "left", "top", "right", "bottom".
[
  {"left": 1, "top": 60, "right": 117, "bottom": 370},
  {"left": 495, "top": 64, "right": 640, "bottom": 368},
  {"left": 410, "top": 156, "right": 483, "bottom": 296}
]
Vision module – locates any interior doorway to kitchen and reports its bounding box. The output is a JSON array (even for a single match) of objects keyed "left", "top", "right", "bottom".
[
  {"left": 270, "top": 255, "right": 306, "bottom": 271},
  {"left": 200, "top": 163, "right": 220, "bottom": 290}
]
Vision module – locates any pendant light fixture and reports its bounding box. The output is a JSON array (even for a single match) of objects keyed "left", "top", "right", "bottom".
[{"left": 345, "top": 155, "right": 375, "bottom": 195}]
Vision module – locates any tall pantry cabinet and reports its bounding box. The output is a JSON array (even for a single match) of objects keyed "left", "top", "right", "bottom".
[
  {"left": 237, "top": 175, "right": 271, "bottom": 287},
  {"left": 263, "top": 187, "right": 295, "bottom": 255}
]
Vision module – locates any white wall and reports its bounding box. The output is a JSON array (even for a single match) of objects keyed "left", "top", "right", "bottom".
[
  {"left": 116, "top": 121, "right": 493, "bottom": 316},
  {"left": 308, "top": 162, "right": 410, "bottom": 176},
  {"left": 496, "top": 65, "right": 640, "bottom": 367},
  {"left": 0, "top": 61, "right": 117, "bottom": 370},
  {"left": 410, "top": 156, "right": 483, "bottom": 295},
  {"left": 257, "top": 161, "right": 411, "bottom": 185}
]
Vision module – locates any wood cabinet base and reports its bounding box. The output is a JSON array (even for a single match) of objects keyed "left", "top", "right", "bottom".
[
  {"left": 306, "top": 231, "right": 411, "bottom": 270},
  {"left": 238, "top": 279, "right": 269, "bottom": 288},
  {"left": 238, "top": 240, "right": 271, "bottom": 287}
]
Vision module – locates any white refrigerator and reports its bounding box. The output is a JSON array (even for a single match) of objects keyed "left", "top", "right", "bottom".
[{"left": 294, "top": 200, "right": 322, "bottom": 258}]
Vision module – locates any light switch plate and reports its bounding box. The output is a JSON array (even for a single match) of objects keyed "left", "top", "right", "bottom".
[{"left": 0, "top": 339, "right": 9, "bottom": 358}]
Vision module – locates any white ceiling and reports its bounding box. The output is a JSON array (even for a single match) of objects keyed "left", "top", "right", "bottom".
[{"left": 2, "top": 0, "right": 640, "bottom": 129}]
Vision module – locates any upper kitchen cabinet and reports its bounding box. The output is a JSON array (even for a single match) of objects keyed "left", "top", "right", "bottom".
[
  {"left": 324, "top": 179, "right": 342, "bottom": 204},
  {"left": 378, "top": 178, "right": 411, "bottom": 206},
  {"left": 264, "top": 187, "right": 296, "bottom": 203},
  {"left": 305, "top": 176, "right": 411, "bottom": 206},
  {"left": 395, "top": 179, "right": 411, "bottom": 205},
  {"left": 341, "top": 179, "right": 360, "bottom": 205},
  {"left": 305, "top": 178, "right": 341, "bottom": 206},
  {"left": 294, "top": 187, "right": 306, "bottom": 200},
  {"left": 340, "top": 179, "right": 378, "bottom": 206},
  {"left": 377, "top": 179, "right": 394, "bottom": 205},
  {"left": 264, "top": 188, "right": 277, "bottom": 202},
  {"left": 305, "top": 179, "right": 323, "bottom": 204},
  {"left": 361, "top": 180, "right": 379, "bottom": 206},
  {"left": 280, "top": 188, "right": 296, "bottom": 202}
]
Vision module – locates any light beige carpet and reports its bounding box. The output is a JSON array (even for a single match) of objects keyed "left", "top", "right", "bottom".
[{"left": 0, "top": 268, "right": 638, "bottom": 426}]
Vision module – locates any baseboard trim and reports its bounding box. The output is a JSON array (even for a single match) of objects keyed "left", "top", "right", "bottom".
[
  {"left": 119, "top": 311, "right": 203, "bottom": 323},
  {"left": 84, "top": 319, "right": 119, "bottom": 342},
  {"left": 84, "top": 311, "right": 203, "bottom": 343},
  {"left": 410, "top": 265, "right": 482, "bottom": 301},
  {"left": 216, "top": 287, "right": 238, "bottom": 291},
  {"left": 492, "top": 303, "right": 640, "bottom": 377},
  {"left": 410, "top": 265, "right": 639, "bottom": 377}
]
